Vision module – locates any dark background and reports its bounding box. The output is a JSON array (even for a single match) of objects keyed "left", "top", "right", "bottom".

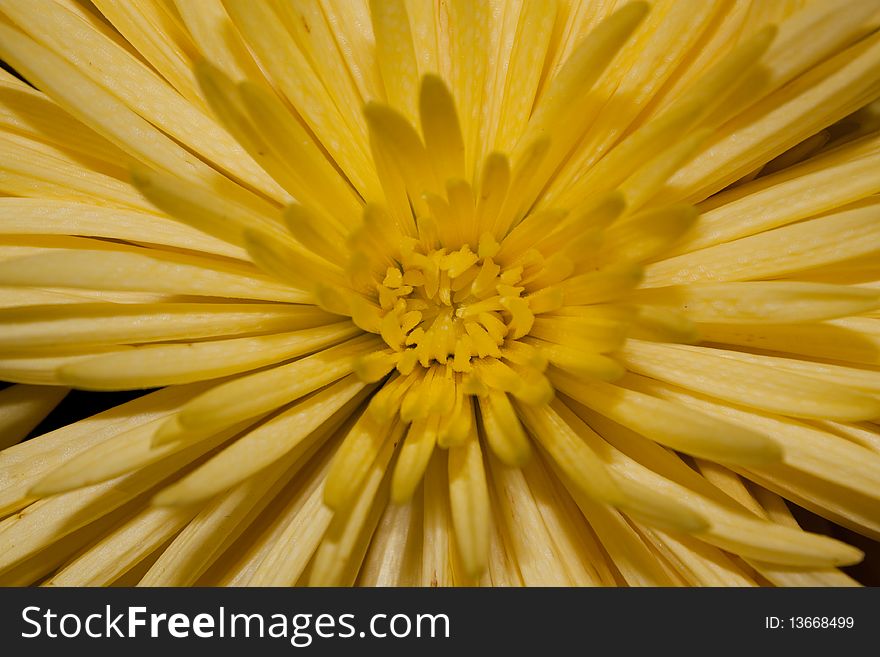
[{"left": 1, "top": 587, "right": 877, "bottom": 653}]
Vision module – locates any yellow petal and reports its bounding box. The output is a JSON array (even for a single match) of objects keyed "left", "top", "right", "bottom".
[
  {"left": 552, "top": 372, "right": 783, "bottom": 466},
  {"left": 59, "top": 322, "right": 357, "bottom": 390},
  {"left": 517, "top": 400, "right": 623, "bottom": 505},
  {"left": 168, "top": 334, "right": 380, "bottom": 437},
  {"left": 0, "top": 384, "right": 68, "bottom": 451},
  {"left": 621, "top": 339, "right": 880, "bottom": 421},
  {"left": 447, "top": 433, "right": 490, "bottom": 579},
  {"left": 155, "top": 376, "right": 369, "bottom": 507},
  {"left": 0, "top": 249, "right": 308, "bottom": 303}
]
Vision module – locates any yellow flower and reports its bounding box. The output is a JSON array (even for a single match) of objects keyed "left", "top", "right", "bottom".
[{"left": 0, "top": 0, "right": 879, "bottom": 587}]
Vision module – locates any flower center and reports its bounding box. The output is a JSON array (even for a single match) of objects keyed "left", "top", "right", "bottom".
[{"left": 376, "top": 235, "right": 535, "bottom": 375}]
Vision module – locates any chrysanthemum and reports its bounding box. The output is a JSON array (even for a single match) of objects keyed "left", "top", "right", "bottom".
[{"left": 0, "top": 0, "right": 879, "bottom": 587}]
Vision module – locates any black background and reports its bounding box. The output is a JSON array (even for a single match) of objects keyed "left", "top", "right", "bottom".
[{"left": 0, "top": 587, "right": 875, "bottom": 654}]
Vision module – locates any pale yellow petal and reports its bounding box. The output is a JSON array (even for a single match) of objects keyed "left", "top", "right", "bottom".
[{"left": 0, "top": 384, "right": 64, "bottom": 451}]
